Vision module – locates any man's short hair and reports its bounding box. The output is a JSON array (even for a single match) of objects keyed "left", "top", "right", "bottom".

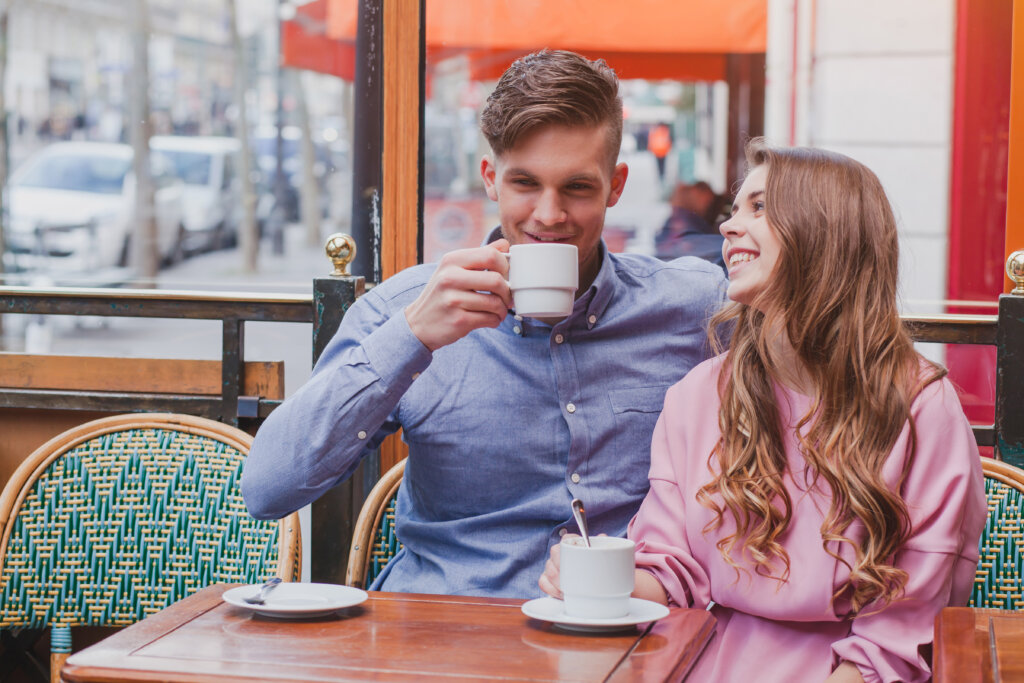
[{"left": 480, "top": 50, "right": 623, "bottom": 169}]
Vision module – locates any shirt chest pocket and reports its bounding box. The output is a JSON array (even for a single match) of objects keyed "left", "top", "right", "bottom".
[{"left": 607, "top": 386, "right": 670, "bottom": 494}]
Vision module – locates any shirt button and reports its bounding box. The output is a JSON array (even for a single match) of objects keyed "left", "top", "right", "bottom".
[
  {"left": 554, "top": 334, "right": 564, "bottom": 344},
  {"left": 411, "top": 372, "right": 420, "bottom": 380},
  {"left": 588, "top": 315, "right": 597, "bottom": 324},
  {"left": 559, "top": 528, "right": 568, "bottom": 537},
  {"left": 514, "top": 314, "right": 523, "bottom": 321},
  {"left": 566, "top": 403, "right": 576, "bottom": 413},
  {"left": 357, "top": 430, "right": 367, "bottom": 440},
  {"left": 513, "top": 325, "right": 522, "bottom": 335},
  {"left": 571, "top": 472, "right": 581, "bottom": 484}
]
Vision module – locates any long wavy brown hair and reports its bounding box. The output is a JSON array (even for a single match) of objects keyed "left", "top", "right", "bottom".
[{"left": 700, "top": 140, "right": 945, "bottom": 615}]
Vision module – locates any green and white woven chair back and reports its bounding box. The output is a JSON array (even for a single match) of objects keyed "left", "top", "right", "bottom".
[
  {"left": 0, "top": 424, "right": 283, "bottom": 630},
  {"left": 970, "top": 474, "right": 1024, "bottom": 609},
  {"left": 368, "top": 491, "right": 402, "bottom": 584}
]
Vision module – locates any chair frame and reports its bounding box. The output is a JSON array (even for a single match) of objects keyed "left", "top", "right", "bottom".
[
  {"left": 982, "top": 457, "right": 1024, "bottom": 491},
  {"left": 0, "top": 413, "right": 301, "bottom": 683},
  {"left": 346, "top": 458, "right": 406, "bottom": 588}
]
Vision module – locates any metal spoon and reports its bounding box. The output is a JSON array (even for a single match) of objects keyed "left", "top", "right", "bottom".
[
  {"left": 571, "top": 498, "right": 591, "bottom": 548},
  {"left": 244, "top": 577, "right": 282, "bottom": 605}
]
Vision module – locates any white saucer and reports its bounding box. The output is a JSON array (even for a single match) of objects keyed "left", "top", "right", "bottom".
[
  {"left": 222, "top": 583, "right": 368, "bottom": 619},
  {"left": 521, "top": 597, "right": 670, "bottom": 632}
]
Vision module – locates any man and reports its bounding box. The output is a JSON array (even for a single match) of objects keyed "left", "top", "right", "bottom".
[
  {"left": 654, "top": 181, "right": 727, "bottom": 271},
  {"left": 243, "top": 50, "right": 726, "bottom": 598}
]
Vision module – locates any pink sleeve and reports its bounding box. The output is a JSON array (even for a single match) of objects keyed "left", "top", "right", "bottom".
[
  {"left": 831, "top": 379, "right": 987, "bottom": 683},
  {"left": 628, "top": 407, "right": 713, "bottom": 609}
]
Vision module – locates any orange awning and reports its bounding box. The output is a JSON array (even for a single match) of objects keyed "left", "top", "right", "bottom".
[{"left": 287, "top": 0, "right": 765, "bottom": 82}]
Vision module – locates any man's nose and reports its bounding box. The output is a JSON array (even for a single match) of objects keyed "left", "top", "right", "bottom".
[{"left": 533, "top": 191, "right": 567, "bottom": 225}]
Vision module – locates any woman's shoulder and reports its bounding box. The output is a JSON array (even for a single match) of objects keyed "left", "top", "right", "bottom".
[
  {"left": 665, "top": 354, "right": 728, "bottom": 404},
  {"left": 909, "top": 361, "right": 964, "bottom": 420}
]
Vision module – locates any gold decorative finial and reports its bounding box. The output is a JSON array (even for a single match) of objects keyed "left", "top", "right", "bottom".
[
  {"left": 1008, "top": 249, "right": 1024, "bottom": 295},
  {"left": 325, "top": 233, "right": 357, "bottom": 277}
]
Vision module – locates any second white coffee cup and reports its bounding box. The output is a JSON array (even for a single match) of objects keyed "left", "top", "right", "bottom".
[
  {"left": 559, "top": 535, "right": 635, "bottom": 619},
  {"left": 507, "top": 243, "right": 578, "bottom": 318}
]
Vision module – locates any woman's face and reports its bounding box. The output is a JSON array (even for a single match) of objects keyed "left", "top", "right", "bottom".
[{"left": 719, "top": 165, "right": 781, "bottom": 306}]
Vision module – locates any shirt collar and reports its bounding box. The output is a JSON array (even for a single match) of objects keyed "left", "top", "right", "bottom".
[{"left": 579, "top": 240, "right": 615, "bottom": 327}]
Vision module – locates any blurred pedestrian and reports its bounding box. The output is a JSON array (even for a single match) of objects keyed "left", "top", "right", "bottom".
[
  {"left": 654, "top": 180, "right": 725, "bottom": 271},
  {"left": 648, "top": 123, "right": 672, "bottom": 183}
]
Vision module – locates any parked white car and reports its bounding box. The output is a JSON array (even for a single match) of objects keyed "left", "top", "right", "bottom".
[
  {"left": 6, "top": 141, "right": 185, "bottom": 275},
  {"left": 151, "top": 135, "right": 242, "bottom": 252}
]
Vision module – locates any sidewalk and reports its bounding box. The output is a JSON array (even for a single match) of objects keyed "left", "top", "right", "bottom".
[{"left": 157, "top": 223, "right": 345, "bottom": 294}]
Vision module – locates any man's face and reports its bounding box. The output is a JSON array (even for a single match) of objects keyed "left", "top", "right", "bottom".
[{"left": 480, "top": 124, "right": 628, "bottom": 292}]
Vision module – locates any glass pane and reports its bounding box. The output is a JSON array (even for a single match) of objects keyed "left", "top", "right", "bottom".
[{"left": 0, "top": 0, "right": 351, "bottom": 297}]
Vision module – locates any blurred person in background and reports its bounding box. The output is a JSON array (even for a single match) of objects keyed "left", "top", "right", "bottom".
[
  {"left": 654, "top": 180, "right": 726, "bottom": 272},
  {"left": 648, "top": 122, "right": 672, "bottom": 183}
]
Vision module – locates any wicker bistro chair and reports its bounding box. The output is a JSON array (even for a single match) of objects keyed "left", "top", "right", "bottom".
[
  {"left": 970, "top": 458, "right": 1024, "bottom": 609},
  {"left": 345, "top": 458, "right": 406, "bottom": 589},
  {"left": 0, "top": 413, "right": 300, "bottom": 682}
]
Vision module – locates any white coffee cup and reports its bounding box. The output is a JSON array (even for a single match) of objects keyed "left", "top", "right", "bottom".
[
  {"left": 559, "top": 536, "right": 635, "bottom": 619},
  {"left": 507, "top": 243, "right": 579, "bottom": 318}
]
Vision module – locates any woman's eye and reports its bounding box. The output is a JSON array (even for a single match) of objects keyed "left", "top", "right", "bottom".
[{"left": 753, "top": 201, "right": 765, "bottom": 212}]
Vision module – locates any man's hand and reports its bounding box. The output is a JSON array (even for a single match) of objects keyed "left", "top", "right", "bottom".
[{"left": 405, "top": 240, "right": 513, "bottom": 352}]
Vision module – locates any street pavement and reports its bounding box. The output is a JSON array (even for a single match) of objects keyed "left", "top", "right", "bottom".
[{"left": 3, "top": 151, "right": 670, "bottom": 398}]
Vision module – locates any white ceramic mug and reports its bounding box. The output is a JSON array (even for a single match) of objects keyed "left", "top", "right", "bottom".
[
  {"left": 506, "top": 243, "right": 579, "bottom": 318},
  {"left": 559, "top": 536, "right": 635, "bottom": 619}
]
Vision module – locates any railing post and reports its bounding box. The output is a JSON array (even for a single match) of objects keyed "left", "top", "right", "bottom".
[
  {"left": 222, "top": 317, "right": 244, "bottom": 426},
  {"left": 996, "top": 251, "right": 1024, "bottom": 465},
  {"left": 310, "top": 234, "right": 371, "bottom": 584}
]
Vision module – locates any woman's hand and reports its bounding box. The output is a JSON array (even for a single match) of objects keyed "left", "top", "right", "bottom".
[
  {"left": 538, "top": 537, "right": 567, "bottom": 599},
  {"left": 824, "top": 661, "right": 865, "bottom": 683}
]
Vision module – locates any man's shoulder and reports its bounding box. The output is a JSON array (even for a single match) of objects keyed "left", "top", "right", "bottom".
[{"left": 609, "top": 251, "right": 725, "bottom": 288}]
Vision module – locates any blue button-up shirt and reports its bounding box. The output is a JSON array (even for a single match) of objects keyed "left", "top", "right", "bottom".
[{"left": 243, "top": 244, "right": 726, "bottom": 598}]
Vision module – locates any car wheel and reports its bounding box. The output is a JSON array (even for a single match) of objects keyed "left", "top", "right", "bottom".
[
  {"left": 118, "top": 235, "right": 132, "bottom": 267},
  {"left": 169, "top": 224, "right": 187, "bottom": 265}
]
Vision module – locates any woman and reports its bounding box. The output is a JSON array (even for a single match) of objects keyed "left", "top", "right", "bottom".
[{"left": 540, "top": 141, "right": 986, "bottom": 683}]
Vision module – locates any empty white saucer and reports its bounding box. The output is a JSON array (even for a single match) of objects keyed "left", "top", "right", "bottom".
[
  {"left": 222, "top": 582, "right": 368, "bottom": 619},
  {"left": 521, "top": 596, "right": 670, "bottom": 632}
]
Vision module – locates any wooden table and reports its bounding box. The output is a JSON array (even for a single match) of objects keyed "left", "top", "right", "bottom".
[
  {"left": 61, "top": 584, "right": 716, "bottom": 682},
  {"left": 934, "top": 607, "right": 1024, "bottom": 682}
]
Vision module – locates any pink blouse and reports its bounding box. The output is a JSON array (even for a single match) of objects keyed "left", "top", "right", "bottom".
[{"left": 629, "top": 357, "right": 986, "bottom": 683}]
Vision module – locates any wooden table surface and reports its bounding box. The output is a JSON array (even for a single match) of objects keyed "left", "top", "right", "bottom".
[
  {"left": 61, "top": 584, "right": 716, "bottom": 682},
  {"left": 934, "top": 607, "right": 1024, "bottom": 682}
]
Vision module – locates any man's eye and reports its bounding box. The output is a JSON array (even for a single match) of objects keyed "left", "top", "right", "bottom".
[
  {"left": 567, "top": 183, "right": 592, "bottom": 191},
  {"left": 513, "top": 178, "right": 535, "bottom": 186}
]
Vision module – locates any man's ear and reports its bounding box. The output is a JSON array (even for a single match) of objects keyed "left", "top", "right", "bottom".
[
  {"left": 606, "top": 162, "right": 629, "bottom": 208},
  {"left": 481, "top": 155, "right": 499, "bottom": 201}
]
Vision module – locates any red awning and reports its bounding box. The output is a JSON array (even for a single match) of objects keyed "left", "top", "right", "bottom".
[
  {"left": 285, "top": 0, "right": 766, "bottom": 82},
  {"left": 282, "top": 0, "right": 355, "bottom": 80}
]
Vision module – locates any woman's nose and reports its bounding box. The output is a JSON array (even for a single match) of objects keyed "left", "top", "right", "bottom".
[{"left": 720, "top": 214, "right": 742, "bottom": 237}]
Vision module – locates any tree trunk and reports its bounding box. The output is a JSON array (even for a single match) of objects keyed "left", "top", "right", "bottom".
[
  {"left": 295, "top": 71, "right": 320, "bottom": 247},
  {"left": 228, "top": 0, "right": 258, "bottom": 273},
  {"left": 129, "top": 0, "right": 158, "bottom": 284}
]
